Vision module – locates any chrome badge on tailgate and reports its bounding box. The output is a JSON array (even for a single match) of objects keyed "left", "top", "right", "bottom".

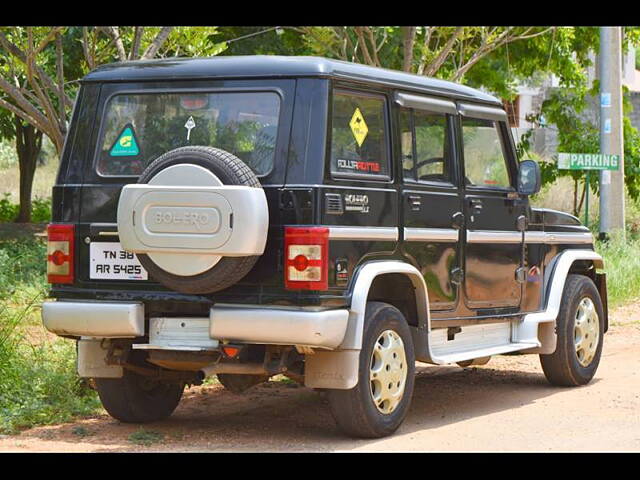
[{"left": 90, "top": 242, "right": 148, "bottom": 280}]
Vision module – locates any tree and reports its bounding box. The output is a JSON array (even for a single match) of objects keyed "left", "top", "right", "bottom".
[
  {"left": 295, "top": 27, "right": 553, "bottom": 81},
  {"left": 0, "top": 26, "right": 225, "bottom": 222}
]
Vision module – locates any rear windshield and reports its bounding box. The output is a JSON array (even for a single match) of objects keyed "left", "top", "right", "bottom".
[{"left": 96, "top": 91, "right": 281, "bottom": 177}]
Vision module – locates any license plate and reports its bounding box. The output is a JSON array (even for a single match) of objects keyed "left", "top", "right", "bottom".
[{"left": 89, "top": 242, "right": 148, "bottom": 280}]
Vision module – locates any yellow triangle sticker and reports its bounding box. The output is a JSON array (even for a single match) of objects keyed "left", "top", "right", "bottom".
[{"left": 349, "top": 108, "right": 368, "bottom": 147}]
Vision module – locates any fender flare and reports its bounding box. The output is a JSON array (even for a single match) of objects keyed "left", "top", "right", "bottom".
[
  {"left": 515, "top": 249, "right": 604, "bottom": 353},
  {"left": 338, "top": 260, "right": 431, "bottom": 351},
  {"left": 305, "top": 260, "right": 431, "bottom": 390}
]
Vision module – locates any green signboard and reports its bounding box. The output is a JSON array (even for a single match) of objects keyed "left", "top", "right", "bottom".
[{"left": 558, "top": 152, "right": 620, "bottom": 171}]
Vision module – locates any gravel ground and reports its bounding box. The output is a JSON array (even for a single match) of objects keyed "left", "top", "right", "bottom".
[{"left": 1, "top": 302, "right": 639, "bottom": 452}]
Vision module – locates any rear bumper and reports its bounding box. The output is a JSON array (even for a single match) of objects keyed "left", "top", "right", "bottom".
[
  {"left": 210, "top": 305, "right": 349, "bottom": 349},
  {"left": 42, "top": 301, "right": 144, "bottom": 338},
  {"left": 42, "top": 300, "right": 349, "bottom": 350}
]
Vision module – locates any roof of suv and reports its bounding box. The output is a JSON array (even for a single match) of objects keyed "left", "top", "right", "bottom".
[{"left": 81, "top": 55, "right": 501, "bottom": 106}]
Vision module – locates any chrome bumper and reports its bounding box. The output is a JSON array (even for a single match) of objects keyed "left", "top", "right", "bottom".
[
  {"left": 42, "top": 301, "right": 349, "bottom": 350},
  {"left": 42, "top": 301, "right": 144, "bottom": 338},
  {"left": 210, "top": 305, "right": 349, "bottom": 350}
]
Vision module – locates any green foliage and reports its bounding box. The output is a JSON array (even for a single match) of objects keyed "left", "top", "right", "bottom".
[
  {"left": 71, "top": 425, "right": 93, "bottom": 437},
  {"left": 596, "top": 231, "right": 640, "bottom": 307},
  {"left": 0, "top": 194, "right": 50, "bottom": 223},
  {"left": 0, "top": 237, "right": 47, "bottom": 302},
  {"left": 0, "top": 140, "right": 16, "bottom": 168},
  {"left": 517, "top": 82, "right": 640, "bottom": 217},
  {"left": 0, "top": 236, "right": 100, "bottom": 434},
  {"left": 0, "top": 331, "right": 101, "bottom": 434}
]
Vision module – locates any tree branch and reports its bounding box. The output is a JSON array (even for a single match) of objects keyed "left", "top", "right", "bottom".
[
  {"left": 81, "top": 27, "right": 95, "bottom": 70},
  {"left": 130, "top": 26, "right": 144, "bottom": 60},
  {"left": 55, "top": 32, "right": 66, "bottom": 135},
  {"left": 424, "top": 27, "right": 464, "bottom": 76},
  {"left": 106, "top": 26, "right": 127, "bottom": 61},
  {"left": 402, "top": 27, "right": 417, "bottom": 72},
  {"left": 141, "top": 27, "right": 174, "bottom": 59},
  {"left": 0, "top": 97, "right": 51, "bottom": 138},
  {"left": 0, "top": 30, "right": 74, "bottom": 108},
  {"left": 354, "top": 27, "right": 375, "bottom": 66}
]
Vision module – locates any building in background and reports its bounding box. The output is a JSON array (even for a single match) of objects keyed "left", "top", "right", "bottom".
[{"left": 505, "top": 46, "right": 640, "bottom": 159}]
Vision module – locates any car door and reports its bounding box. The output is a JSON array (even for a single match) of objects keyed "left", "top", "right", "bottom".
[
  {"left": 397, "top": 92, "right": 463, "bottom": 312},
  {"left": 458, "top": 103, "right": 525, "bottom": 310}
]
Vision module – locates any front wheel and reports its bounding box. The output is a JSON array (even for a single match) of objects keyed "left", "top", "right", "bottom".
[
  {"left": 540, "top": 274, "right": 604, "bottom": 386},
  {"left": 327, "top": 302, "right": 415, "bottom": 438}
]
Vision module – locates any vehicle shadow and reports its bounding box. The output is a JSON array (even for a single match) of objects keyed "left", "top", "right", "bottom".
[{"left": 10, "top": 361, "right": 588, "bottom": 452}]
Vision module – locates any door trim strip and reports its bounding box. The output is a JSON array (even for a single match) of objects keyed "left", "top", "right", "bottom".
[
  {"left": 404, "top": 227, "right": 459, "bottom": 242},
  {"left": 328, "top": 226, "right": 399, "bottom": 242},
  {"left": 466, "top": 230, "right": 593, "bottom": 244}
]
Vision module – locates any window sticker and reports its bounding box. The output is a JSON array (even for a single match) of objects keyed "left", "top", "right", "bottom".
[
  {"left": 109, "top": 124, "right": 140, "bottom": 157},
  {"left": 349, "top": 108, "right": 369, "bottom": 147},
  {"left": 184, "top": 116, "right": 196, "bottom": 141}
]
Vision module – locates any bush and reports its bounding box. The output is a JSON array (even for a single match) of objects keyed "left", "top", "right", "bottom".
[
  {"left": 0, "top": 194, "right": 51, "bottom": 223},
  {"left": 0, "top": 238, "right": 100, "bottom": 433},
  {"left": 595, "top": 232, "right": 640, "bottom": 308},
  {"left": 0, "top": 194, "right": 19, "bottom": 222},
  {"left": 0, "top": 315, "right": 100, "bottom": 434},
  {"left": 0, "top": 238, "right": 47, "bottom": 304}
]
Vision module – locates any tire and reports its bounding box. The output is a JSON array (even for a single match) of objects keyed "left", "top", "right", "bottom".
[
  {"left": 217, "top": 373, "right": 269, "bottom": 394},
  {"left": 540, "top": 274, "right": 605, "bottom": 386},
  {"left": 135, "top": 146, "right": 263, "bottom": 294},
  {"left": 95, "top": 369, "right": 185, "bottom": 423},
  {"left": 327, "top": 302, "right": 415, "bottom": 438}
]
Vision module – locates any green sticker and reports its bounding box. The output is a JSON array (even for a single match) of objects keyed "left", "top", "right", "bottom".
[{"left": 109, "top": 124, "right": 140, "bottom": 157}]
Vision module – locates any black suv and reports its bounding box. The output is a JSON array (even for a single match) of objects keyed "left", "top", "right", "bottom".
[{"left": 43, "top": 56, "right": 607, "bottom": 438}]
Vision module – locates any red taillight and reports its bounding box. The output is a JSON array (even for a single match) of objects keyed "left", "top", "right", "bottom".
[
  {"left": 47, "top": 224, "right": 74, "bottom": 284},
  {"left": 284, "top": 227, "right": 329, "bottom": 290}
]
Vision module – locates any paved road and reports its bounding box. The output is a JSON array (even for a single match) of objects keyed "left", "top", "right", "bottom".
[{"left": 1, "top": 304, "right": 639, "bottom": 452}]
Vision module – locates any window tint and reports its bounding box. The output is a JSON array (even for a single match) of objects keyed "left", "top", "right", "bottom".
[
  {"left": 330, "top": 91, "right": 389, "bottom": 178},
  {"left": 97, "top": 91, "right": 280, "bottom": 176},
  {"left": 461, "top": 118, "right": 511, "bottom": 188},
  {"left": 400, "top": 108, "right": 450, "bottom": 183}
]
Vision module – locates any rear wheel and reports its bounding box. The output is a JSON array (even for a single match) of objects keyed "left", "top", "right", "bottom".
[
  {"left": 327, "top": 302, "right": 415, "bottom": 438},
  {"left": 540, "top": 274, "right": 604, "bottom": 386},
  {"left": 95, "top": 369, "right": 185, "bottom": 423}
]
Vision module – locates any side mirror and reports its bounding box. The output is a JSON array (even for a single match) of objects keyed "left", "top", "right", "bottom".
[{"left": 517, "top": 159, "right": 541, "bottom": 196}]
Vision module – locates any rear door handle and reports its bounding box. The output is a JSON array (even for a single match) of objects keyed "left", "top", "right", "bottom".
[
  {"left": 469, "top": 198, "right": 483, "bottom": 214},
  {"left": 408, "top": 195, "right": 422, "bottom": 211}
]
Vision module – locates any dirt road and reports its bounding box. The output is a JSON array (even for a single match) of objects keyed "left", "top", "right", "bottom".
[{"left": 2, "top": 303, "right": 639, "bottom": 452}]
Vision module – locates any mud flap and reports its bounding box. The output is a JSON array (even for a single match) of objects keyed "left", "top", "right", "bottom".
[
  {"left": 77, "top": 339, "right": 123, "bottom": 378},
  {"left": 304, "top": 349, "right": 360, "bottom": 389}
]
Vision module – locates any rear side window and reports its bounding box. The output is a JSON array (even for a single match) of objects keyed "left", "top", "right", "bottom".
[
  {"left": 330, "top": 91, "right": 390, "bottom": 179},
  {"left": 96, "top": 91, "right": 280, "bottom": 177},
  {"left": 461, "top": 117, "right": 511, "bottom": 188},
  {"left": 400, "top": 108, "right": 451, "bottom": 183}
]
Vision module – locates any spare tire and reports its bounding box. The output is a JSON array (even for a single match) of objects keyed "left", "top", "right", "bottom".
[{"left": 130, "top": 146, "right": 265, "bottom": 294}]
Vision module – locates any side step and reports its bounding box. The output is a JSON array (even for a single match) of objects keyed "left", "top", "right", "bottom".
[{"left": 421, "top": 321, "right": 539, "bottom": 365}]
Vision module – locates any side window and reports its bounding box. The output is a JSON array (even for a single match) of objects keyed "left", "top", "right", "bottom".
[
  {"left": 461, "top": 117, "right": 511, "bottom": 189},
  {"left": 400, "top": 108, "right": 450, "bottom": 183},
  {"left": 330, "top": 90, "right": 390, "bottom": 179}
]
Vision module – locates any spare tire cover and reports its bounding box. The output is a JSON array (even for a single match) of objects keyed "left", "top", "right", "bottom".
[{"left": 131, "top": 146, "right": 265, "bottom": 294}]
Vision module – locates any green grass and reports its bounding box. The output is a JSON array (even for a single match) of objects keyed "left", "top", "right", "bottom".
[
  {"left": 128, "top": 429, "right": 164, "bottom": 447},
  {"left": 0, "top": 236, "right": 101, "bottom": 434},
  {"left": 595, "top": 231, "right": 640, "bottom": 308}
]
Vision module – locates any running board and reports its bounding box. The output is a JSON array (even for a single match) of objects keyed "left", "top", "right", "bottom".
[
  {"left": 414, "top": 321, "right": 540, "bottom": 365},
  {"left": 429, "top": 342, "right": 539, "bottom": 365}
]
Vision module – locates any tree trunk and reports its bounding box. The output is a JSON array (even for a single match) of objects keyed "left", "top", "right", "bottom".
[{"left": 14, "top": 116, "right": 43, "bottom": 223}]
